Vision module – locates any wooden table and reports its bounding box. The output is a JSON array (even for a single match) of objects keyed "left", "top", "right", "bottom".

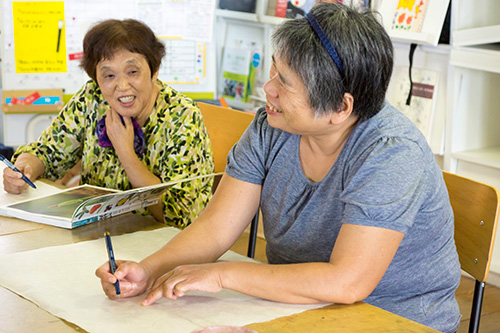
[
  {"left": 245, "top": 302, "right": 437, "bottom": 332},
  {"left": 0, "top": 212, "right": 165, "bottom": 332},
  {"left": 0, "top": 167, "right": 437, "bottom": 333},
  {"left": 0, "top": 214, "right": 438, "bottom": 333}
]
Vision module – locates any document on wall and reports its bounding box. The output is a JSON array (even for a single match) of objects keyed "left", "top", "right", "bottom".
[
  {"left": 12, "top": 1, "right": 68, "bottom": 73},
  {"left": 0, "top": 227, "right": 326, "bottom": 332},
  {"left": 159, "top": 39, "right": 207, "bottom": 85},
  {"left": 139, "top": 0, "right": 216, "bottom": 42}
]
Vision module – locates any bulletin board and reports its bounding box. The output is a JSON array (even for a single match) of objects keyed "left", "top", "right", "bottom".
[{"left": 0, "top": 0, "right": 217, "bottom": 97}]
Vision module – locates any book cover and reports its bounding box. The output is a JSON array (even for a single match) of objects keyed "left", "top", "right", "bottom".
[
  {"left": 274, "top": 0, "right": 288, "bottom": 17},
  {"left": 390, "top": 66, "right": 439, "bottom": 142},
  {"left": 391, "top": 0, "right": 428, "bottom": 33},
  {"left": 0, "top": 173, "right": 218, "bottom": 229},
  {"left": 222, "top": 47, "right": 252, "bottom": 102}
]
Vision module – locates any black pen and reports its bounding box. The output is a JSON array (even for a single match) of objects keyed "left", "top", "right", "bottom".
[
  {"left": 57, "top": 20, "right": 63, "bottom": 52},
  {"left": 104, "top": 232, "right": 121, "bottom": 295},
  {"left": 0, "top": 154, "right": 37, "bottom": 189}
]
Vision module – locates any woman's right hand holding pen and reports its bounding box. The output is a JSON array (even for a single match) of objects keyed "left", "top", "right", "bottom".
[
  {"left": 2, "top": 153, "right": 45, "bottom": 194},
  {"left": 95, "top": 260, "right": 152, "bottom": 300},
  {"left": 2, "top": 163, "right": 33, "bottom": 194}
]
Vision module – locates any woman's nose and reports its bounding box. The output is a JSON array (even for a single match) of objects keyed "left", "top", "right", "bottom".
[
  {"left": 263, "top": 74, "right": 279, "bottom": 98},
  {"left": 117, "top": 76, "right": 130, "bottom": 90}
]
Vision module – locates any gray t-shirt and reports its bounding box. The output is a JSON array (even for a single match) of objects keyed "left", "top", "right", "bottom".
[{"left": 226, "top": 103, "right": 461, "bottom": 332}]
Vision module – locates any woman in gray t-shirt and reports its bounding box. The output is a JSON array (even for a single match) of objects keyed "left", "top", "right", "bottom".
[{"left": 96, "top": 3, "right": 461, "bottom": 332}]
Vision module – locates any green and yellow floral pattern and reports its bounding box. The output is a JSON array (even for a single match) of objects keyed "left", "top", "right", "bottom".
[{"left": 14, "top": 80, "right": 214, "bottom": 228}]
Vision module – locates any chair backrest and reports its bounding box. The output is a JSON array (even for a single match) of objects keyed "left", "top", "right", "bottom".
[
  {"left": 198, "top": 102, "right": 255, "bottom": 173},
  {"left": 443, "top": 171, "right": 500, "bottom": 282}
]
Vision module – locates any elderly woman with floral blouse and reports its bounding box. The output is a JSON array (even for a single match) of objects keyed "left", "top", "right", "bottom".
[{"left": 3, "top": 19, "right": 214, "bottom": 227}]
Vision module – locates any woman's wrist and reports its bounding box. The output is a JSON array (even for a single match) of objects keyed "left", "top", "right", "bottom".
[{"left": 139, "top": 258, "right": 158, "bottom": 290}]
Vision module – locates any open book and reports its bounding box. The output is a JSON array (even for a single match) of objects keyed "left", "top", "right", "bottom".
[{"left": 0, "top": 173, "right": 218, "bottom": 229}]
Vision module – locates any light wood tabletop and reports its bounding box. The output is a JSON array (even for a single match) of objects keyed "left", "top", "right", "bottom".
[
  {"left": 0, "top": 212, "right": 438, "bottom": 333},
  {"left": 245, "top": 302, "right": 438, "bottom": 332},
  {"left": 0, "top": 170, "right": 437, "bottom": 333}
]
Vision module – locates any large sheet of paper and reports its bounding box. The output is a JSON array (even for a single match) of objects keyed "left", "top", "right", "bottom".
[
  {"left": 0, "top": 227, "right": 324, "bottom": 332},
  {"left": 0, "top": 164, "right": 61, "bottom": 206}
]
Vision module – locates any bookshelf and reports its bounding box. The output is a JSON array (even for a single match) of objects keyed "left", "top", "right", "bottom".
[
  {"left": 444, "top": 0, "right": 500, "bottom": 281},
  {"left": 215, "top": 0, "right": 288, "bottom": 110}
]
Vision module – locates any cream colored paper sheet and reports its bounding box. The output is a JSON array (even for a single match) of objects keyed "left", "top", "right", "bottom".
[
  {"left": 0, "top": 164, "right": 61, "bottom": 205},
  {"left": 0, "top": 227, "right": 324, "bottom": 332}
]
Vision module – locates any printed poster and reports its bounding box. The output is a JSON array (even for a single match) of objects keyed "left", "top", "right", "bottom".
[{"left": 13, "top": 1, "right": 67, "bottom": 73}]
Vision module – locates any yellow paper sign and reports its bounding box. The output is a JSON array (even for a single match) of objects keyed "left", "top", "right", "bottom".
[{"left": 13, "top": 1, "right": 67, "bottom": 73}]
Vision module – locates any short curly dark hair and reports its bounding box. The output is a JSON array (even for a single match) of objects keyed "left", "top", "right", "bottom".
[{"left": 80, "top": 19, "right": 166, "bottom": 82}]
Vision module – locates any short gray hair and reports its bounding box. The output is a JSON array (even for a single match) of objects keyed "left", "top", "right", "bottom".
[{"left": 272, "top": 2, "right": 393, "bottom": 121}]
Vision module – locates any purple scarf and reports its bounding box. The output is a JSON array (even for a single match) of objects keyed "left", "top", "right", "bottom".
[{"left": 96, "top": 115, "right": 145, "bottom": 158}]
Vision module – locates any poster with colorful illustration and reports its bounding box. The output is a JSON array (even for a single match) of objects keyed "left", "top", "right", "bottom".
[{"left": 391, "top": 0, "right": 428, "bottom": 32}]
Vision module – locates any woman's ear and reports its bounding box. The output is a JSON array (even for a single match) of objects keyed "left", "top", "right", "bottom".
[
  {"left": 152, "top": 70, "right": 159, "bottom": 82},
  {"left": 331, "top": 92, "right": 354, "bottom": 125}
]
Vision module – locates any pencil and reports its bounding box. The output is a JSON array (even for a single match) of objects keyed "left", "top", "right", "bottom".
[
  {"left": 0, "top": 154, "right": 37, "bottom": 189},
  {"left": 104, "top": 232, "right": 121, "bottom": 295}
]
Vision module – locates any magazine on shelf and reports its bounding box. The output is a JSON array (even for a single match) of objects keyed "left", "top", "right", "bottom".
[
  {"left": 221, "top": 47, "right": 252, "bottom": 102},
  {"left": 389, "top": 66, "right": 439, "bottom": 143},
  {"left": 0, "top": 173, "right": 218, "bottom": 229}
]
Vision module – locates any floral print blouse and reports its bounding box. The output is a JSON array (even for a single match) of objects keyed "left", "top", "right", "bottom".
[{"left": 14, "top": 80, "right": 214, "bottom": 228}]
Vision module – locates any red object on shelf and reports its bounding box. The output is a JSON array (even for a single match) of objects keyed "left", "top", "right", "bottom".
[
  {"left": 9, "top": 97, "right": 23, "bottom": 105},
  {"left": 22, "top": 91, "right": 41, "bottom": 104},
  {"left": 275, "top": 0, "right": 288, "bottom": 17}
]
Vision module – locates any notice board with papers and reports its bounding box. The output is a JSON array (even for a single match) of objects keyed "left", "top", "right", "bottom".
[{"left": 0, "top": 0, "right": 217, "bottom": 97}]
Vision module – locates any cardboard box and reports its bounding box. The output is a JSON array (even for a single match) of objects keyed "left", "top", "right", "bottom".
[{"left": 2, "top": 89, "right": 64, "bottom": 114}]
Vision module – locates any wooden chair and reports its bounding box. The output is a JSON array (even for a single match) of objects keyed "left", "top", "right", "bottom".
[
  {"left": 442, "top": 171, "right": 500, "bottom": 333},
  {"left": 198, "top": 102, "right": 260, "bottom": 258}
]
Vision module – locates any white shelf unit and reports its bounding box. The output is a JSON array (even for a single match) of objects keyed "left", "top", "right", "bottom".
[
  {"left": 215, "top": 13, "right": 268, "bottom": 111},
  {"left": 386, "top": 42, "right": 451, "bottom": 156},
  {"left": 445, "top": 51, "right": 500, "bottom": 192},
  {"left": 451, "top": 0, "right": 500, "bottom": 47},
  {"left": 444, "top": 0, "right": 500, "bottom": 279},
  {"left": 214, "top": 0, "right": 289, "bottom": 111},
  {"left": 215, "top": 8, "right": 258, "bottom": 22}
]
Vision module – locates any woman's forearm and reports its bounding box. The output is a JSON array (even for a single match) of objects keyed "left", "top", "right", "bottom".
[
  {"left": 219, "top": 261, "right": 360, "bottom": 304},
  {"left": 140, "top": 219, "right": 232, "bottom": 286}
]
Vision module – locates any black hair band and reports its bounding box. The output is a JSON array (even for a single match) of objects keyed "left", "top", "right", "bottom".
[{"left": 306, "top": 12, "right": 344, "bottom": 76}]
